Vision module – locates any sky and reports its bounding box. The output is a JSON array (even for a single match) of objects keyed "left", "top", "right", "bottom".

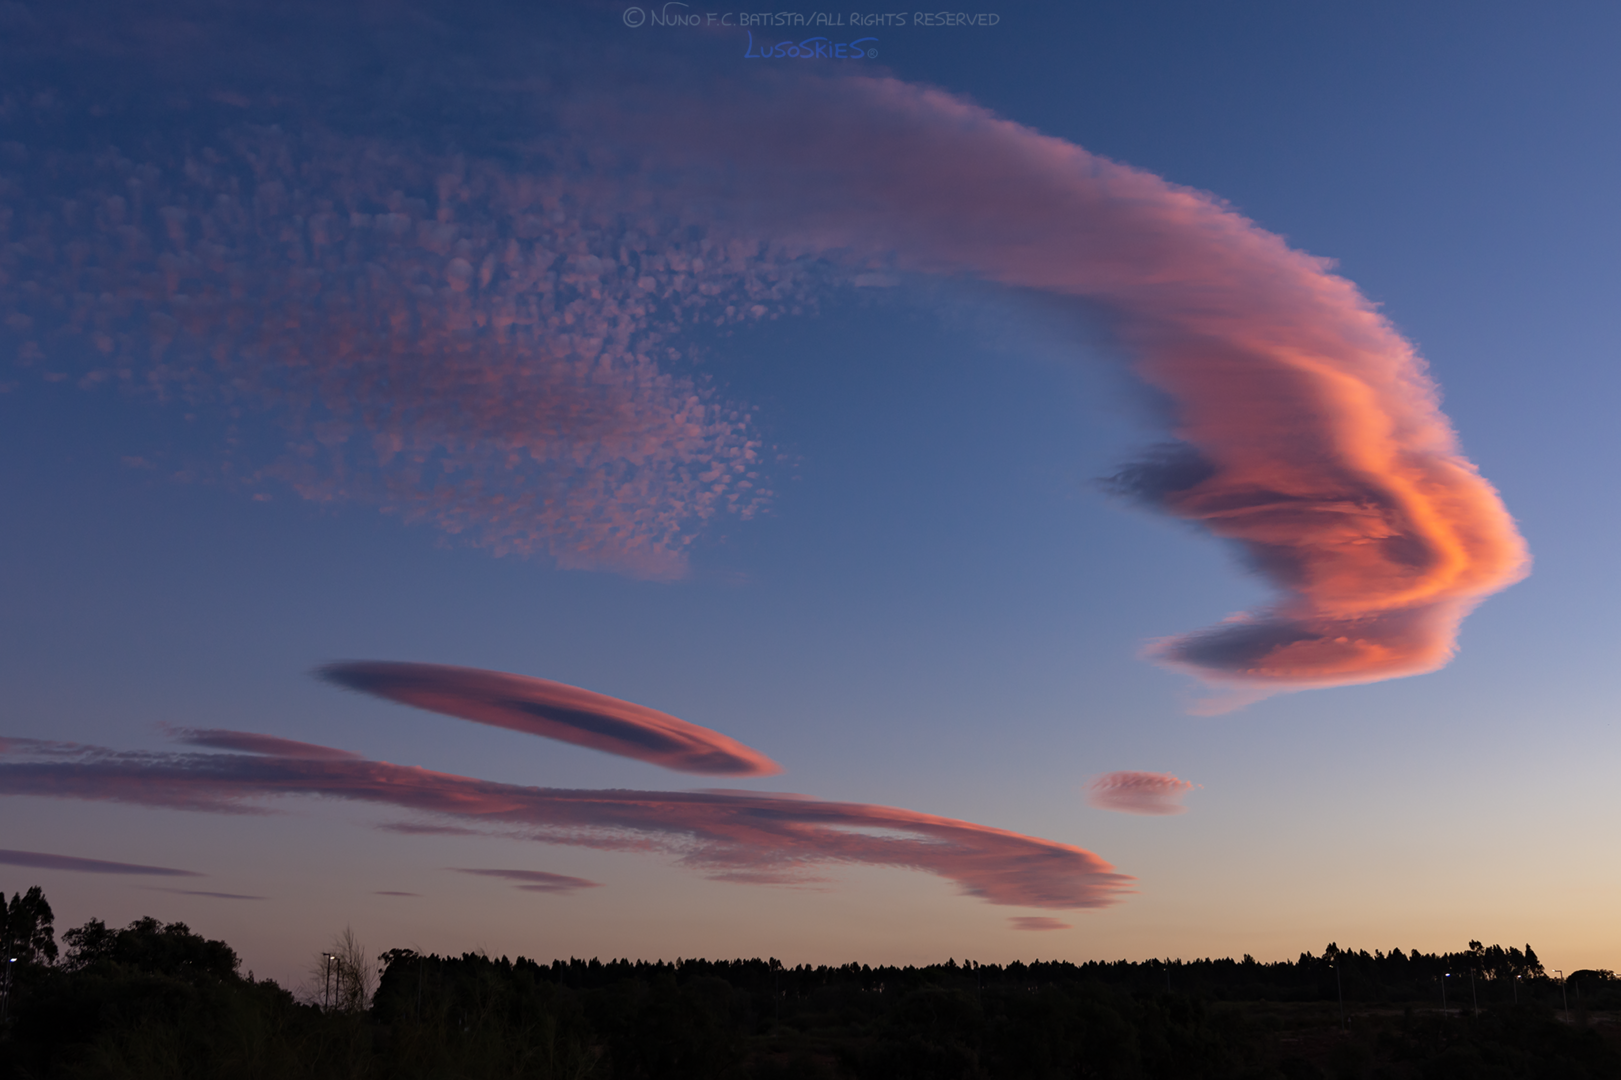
[{"left": 2, "top": 0, "right": 1619, "bottom": 990}]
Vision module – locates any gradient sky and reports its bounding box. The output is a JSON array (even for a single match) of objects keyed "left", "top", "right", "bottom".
[{"left": 3, "top": 0, "right": 1619, "bottom": 991}]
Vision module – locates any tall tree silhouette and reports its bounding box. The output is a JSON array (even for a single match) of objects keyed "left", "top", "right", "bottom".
[{"left": 1, "top": 886, "right": 58, "bottom": 966}]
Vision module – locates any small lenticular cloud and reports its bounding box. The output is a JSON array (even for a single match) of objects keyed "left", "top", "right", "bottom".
[
  {"left": 319, "top": 661, "right": 782, "bottom": 777},
  {"left": 1086, "top": 772, "right": 1196, "bottom": 816},
  {"left": 1010, "top": 916, "right": 1072, "bottom": 931}
]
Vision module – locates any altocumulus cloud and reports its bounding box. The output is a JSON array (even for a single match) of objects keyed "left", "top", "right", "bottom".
[
  {"left": 1086, "top": 772, "right": 1196, "bottom": 816},
  {"left": 0, "top": 734, "right": 1131, "bottom": 910},
  {"left": 319, "top": 662, "right": 781, "bottom": 777}
]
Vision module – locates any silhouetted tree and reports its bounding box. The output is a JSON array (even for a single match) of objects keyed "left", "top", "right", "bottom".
[
  {"left": 62, "top": 916, "right": 238, "bottom": 978},
  {"left": 1, "top": 886, "right": 58, "bottom": 967}
]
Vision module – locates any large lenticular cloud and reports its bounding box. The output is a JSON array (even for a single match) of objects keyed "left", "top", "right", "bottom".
[
  {"left": 0, "top": 734, "right": 1130, "bottom": 910},
  {"left": 319, "top": 661, "right": 781, "bottom": 777},
  {"left": 613, "top": 74, "right": 1530, "bottom": 695}
]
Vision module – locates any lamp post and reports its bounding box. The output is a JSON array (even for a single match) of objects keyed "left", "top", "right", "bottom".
[
  {"left": 1513, "top": 975, "right": 1520, "bottom": 1005},
  {"left": 1556, "top": 970, "right": 1568, "bottom": 1021},
  {"left": 1442, "top": 973, "right": 1451, "bottom": 1018},
  {"left": 1331, "top": 961, "right": 1345, "bottom": 1030},
  {"left": 323, "top": 952, "right": 336, "bottom": 1011},
  {"left": 1469, "top": 968, "right": 1478, "bottom": 1018}
]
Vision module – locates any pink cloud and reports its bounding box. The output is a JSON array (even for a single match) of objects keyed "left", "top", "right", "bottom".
[
  {"left": 153, "top": 888, "right": 265, "bottom": 900},
  {"left": 452, "top": 868, "right": 602, "bottom": 894},
  {"left": 1010, "top": 917, "right": 1071, "bottom": 932},
  {"left": 320, "top": 661, "right": 781, "bottom": 777},
  {"left": 1086, "top": 772, "right": 1196, "bottom": 816},
  {"left": 602, "top": 72, "right": 1528, "bottom": 699},
  {"left": 0, "top": 126, "right": 806, "bottom": 581},
  {"left": 375, "top": 891, "right": 421, "bottom": 897},
  {"left": 0, "top": 847, "right": 201, "bottom": 876},
  {"left": 0, "top": 736, "right": 1131, "bottom": 911}
]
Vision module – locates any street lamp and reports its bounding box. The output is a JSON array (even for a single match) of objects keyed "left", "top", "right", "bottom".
[
  {"left": 1442, "top": 972, "right": 1451, "bottom": 1018},
  {"left": 323, "top": 952, "right": 336, "bottom": 1011},
  {"left": 1556, "top": 970, "right": 1568, "bottom": 1021},
  {"left": 1330, "top": 960, "right": 1345, "bottom": 1030},
  {"left": 1513, "top": 975, "right": 1520, "bottom": 1005},
  {"left": 1469, "top": 968, "right": 1478, "bottom": 1018}
]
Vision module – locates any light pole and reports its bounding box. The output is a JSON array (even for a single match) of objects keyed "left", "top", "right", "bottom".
[
  {"left": 1556, "top": 970, "right": 1568, "bottom": 1021},
  {"left": 323, "top": 952, "right": 336, "bottom": 1011},
  {"left": 1331, "top": 961, "right": 1345, "bottom": 1030},
  {"left": 1469, "top": 968, "right": 1478, "bottom": 1018},
  {"left": 1442, "top": 972, "right": 1451, "bottom": 1018},
  {"left": 1513, "top": 975, "right": 1520, "bottom": 1005}
]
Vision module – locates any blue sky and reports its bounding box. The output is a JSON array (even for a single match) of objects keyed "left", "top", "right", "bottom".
[{"left": 2, "top": 0, "right": 1618, "bottom": 987}]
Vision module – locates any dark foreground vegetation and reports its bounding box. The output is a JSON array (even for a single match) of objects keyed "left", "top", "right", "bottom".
[{"left": 3, "top": 886, "right": 1618, "bottom": 1079}]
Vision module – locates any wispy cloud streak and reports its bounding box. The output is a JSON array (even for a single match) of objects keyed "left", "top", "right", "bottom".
[
  {"left": 169, "top": 728, "right": 363, "bottom": 761},
  {"left": 453, "top": 868, "right": 601, "bottom": 894},
  {"left": 320, "top": 662, "right": 780, "bottom": 776},
  {"left": 1086, "top": 772, "right": 1196, "bottom": 816},
  {"left": 0, "top": 847, "right": 201, "bottom": 876},
  {"left": 0, "top": 736, "right": 1130, "bottom": 910}
]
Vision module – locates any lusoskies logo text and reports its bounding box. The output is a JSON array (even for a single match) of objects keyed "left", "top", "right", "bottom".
[{"left": 743, "top": 32, "right": 877, "bottom": 59}]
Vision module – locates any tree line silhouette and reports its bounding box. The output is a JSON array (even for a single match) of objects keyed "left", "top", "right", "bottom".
[{"left": 3, "top": 885, "right": 1618, "bottom": 1079}]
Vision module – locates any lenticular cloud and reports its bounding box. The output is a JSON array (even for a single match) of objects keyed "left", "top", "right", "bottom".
[
  {"left": 0, "top": 2, "right": 1527, "bottom": 695},
  {"left": 620, "top": 73, "right": 1529, "bottom": 697},
  {"left": 1086, "top": 772, "right": 1196, "bottom": 816},
  {"left": 320, "top": 661, "right": 781, "bottom": 777},
  {"left": 0, "top": 734, "right": 1131, "bottom": 910}
]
